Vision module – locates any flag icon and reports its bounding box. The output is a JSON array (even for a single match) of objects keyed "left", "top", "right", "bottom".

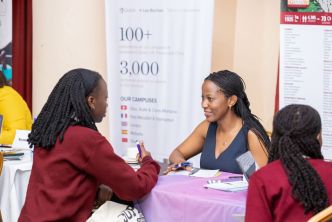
[
  {"left": 121, "top": 113, "right": 128, "bottom": 118},
  {"left": 120, "top": 105, "right": 127, "bottom": 110},
  {"left": 121, "top": 130, "right": 128, "bottom": 135},
  {"left": 122, "top": 138, "right": 128, "bottom": 142},
  {"left": 121, "top": 122, "right": 127, "bottom": 126}
]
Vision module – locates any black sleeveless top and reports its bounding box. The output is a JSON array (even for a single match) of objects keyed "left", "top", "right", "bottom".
[{"left": 200, "top": 122, "right": 249, "bottom": 174}]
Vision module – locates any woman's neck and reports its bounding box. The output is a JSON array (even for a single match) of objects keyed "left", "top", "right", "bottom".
[{"left": 216, "top": 112, "right": 243, "bottom": 133}]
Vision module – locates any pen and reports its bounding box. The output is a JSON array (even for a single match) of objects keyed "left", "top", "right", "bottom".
[
  {"left": 174, "top": 161, "right": 192, "bottom": 169},
  {"left": 136, "top": 141, "right": 142, "bottom": 158},
  {"left": 228, "top": 176, "right": 243, "bottom": 180}
]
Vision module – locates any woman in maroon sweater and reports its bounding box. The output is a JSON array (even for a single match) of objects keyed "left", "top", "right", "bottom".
[
  {"left": 245, "top": 104, "right": 332, "bottom": 222},
  {"left": 18, "top": 69, "right": 160, "bottom": 222}
]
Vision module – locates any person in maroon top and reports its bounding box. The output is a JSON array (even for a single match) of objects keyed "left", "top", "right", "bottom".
[
  {"left": 245, "top": 104, "right": 332, "bottom": 222},
  {"left": 18, "top": 68, "right": 160, "bottom": 222}
]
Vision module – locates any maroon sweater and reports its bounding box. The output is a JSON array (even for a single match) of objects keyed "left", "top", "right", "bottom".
[
  {"left": 18, "top": 126, "right": 160, "bottom": 222},
  {"left": 245, "top": 159, "right": 332, "bottom": 222}
]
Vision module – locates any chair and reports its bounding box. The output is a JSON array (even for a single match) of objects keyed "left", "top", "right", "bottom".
[{"left": 308, "top": 205, "right": 332, "bottom": 222}]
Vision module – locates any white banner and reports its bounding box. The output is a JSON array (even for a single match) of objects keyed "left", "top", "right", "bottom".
[
  {"left": 280, "top": 1, "right": 332, "bottom": 160},
  {"left": 105, "top": 0, "right": 214, "bottom": 165}
]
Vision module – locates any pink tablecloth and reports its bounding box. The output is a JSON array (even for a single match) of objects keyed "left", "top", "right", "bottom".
[{"left": 136, "top": 172, "right": 247, "bottom": 222}]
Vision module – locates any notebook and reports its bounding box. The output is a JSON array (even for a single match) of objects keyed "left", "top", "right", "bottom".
[{"left": 235, "top": 151, "right": 256, "bottom": 181}]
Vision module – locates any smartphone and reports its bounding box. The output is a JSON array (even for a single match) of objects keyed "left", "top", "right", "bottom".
[{"left": 136, "top": 140, "right": 142, "bottom": 158}]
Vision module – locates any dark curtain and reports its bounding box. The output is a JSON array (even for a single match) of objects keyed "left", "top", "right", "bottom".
[{"left": 12, "top": 0, "right": 33, "bottom": 111}]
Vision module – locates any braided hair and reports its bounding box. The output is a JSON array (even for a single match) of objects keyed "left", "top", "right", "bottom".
[
  {"left": 204, "top": 70, "right": 270, "bottom": 151},
  {"left": 269, "top": 104, "right": 328, "bottom": 214},
  {"left": 28, "top": 68, "right": 102, "bottom": 149}
]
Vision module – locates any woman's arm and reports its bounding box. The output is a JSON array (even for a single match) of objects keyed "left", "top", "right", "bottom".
[
  {"left": 0, "top": 87, "right": 32, "bottom": 144},
  {"left": 169, "top": 120, "right": 208, "bottom": 164},
  {"left": 85, "top": 140, "right": 160, "bottom": 201},
  {"left": 247, "top": 130, "right": 268, "bottom": 168}
]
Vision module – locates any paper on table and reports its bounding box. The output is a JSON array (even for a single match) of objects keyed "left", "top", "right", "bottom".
[
  {"left": 232, "top": 213, "right": 245, "bottom": 222},
  {"left": 166, "top": 168, "right": 220, "bottom": 177},
  {"left": 204, "top": 180, "right": 248, "bottom": 192},
  {"left": 12, "top": 130, "right": 31, "bottom": 149},
  {"left": 189, "top": 169, "right": 220, "bottom": 178},
  {"left": 167, "top": 170, "right": 191, "bottom": 176}
]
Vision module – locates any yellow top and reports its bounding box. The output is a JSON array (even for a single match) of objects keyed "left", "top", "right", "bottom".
[{"left": 0, "top": 86, "right": 32, "bottom": 144}]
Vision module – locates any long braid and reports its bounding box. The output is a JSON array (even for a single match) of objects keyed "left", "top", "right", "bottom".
[
  {"left": 269, "top": 104, "right": 328, "bottom": 214},
  {"left": 236, "top": 90, "right": 270, "bottom": 152},
  {"left": 29, "top": 69, "right": 101, "bottom": 149},
  {"left": 205, "top": 70, "right": 270, "bottom": 151}
]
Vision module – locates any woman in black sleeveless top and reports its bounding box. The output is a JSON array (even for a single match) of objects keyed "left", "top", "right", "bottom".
[{"left": 169, "top": 70, "right": 270, "bottom": 174}]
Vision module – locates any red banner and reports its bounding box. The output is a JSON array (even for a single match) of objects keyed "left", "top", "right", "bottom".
[{"left": 281, "top": 12, "right": 332, "bottom": 25}]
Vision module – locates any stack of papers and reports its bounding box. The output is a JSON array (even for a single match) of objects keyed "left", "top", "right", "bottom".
[
  {"left": 167, "top": 168, "right": 220, "bottom": 178},
  {"left": 204, "top": 180, "right": 248, "bottom": 192},
  {"left": 189, "top": 168, "right": 220, "bottom": 178}
]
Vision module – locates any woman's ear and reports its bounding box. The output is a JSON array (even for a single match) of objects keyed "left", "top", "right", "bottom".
[
  {"left": 87, "top": 95, "right": 95, "bottom": 110},
  {"left": 228, "top": 95, "right": 238, "bottom": 108},
  {"left": 317, "top": 131, "right": 322, "bottom": 147}
]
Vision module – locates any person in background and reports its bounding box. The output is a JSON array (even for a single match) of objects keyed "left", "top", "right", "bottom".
[
  {"left": 18, "top": 68, "right": 160, "bottom": 222},
  {"left": 245, "top": 104, "right": 332, "bottom": 222},
  {"left": 168, "top": 70, "right": 270, "bottom": 174},
  {"left": 0, "top": 70, "right": 32, "bottom": 144},
  {"left": 0, "top": 42, "right": 12, "bottom": 85}
]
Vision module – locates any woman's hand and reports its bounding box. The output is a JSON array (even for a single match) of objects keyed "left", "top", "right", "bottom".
[
  {"left": 163, "top": 162, "right": 193, "bottom": 175},
  {"left": 137, "top": 141, "right": 151, "bottom": 162}
]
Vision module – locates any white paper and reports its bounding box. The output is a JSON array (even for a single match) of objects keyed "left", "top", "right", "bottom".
[
  {"left": 232, "top": 213, "right": 245, "bottom": 222},
  {"left": 190, "top": 169, "right": 220, "bottom": 178},
  {"left": 12, "top": 130, "right": 30, "bottom": 149},
  {"left": 204, "top": 180, "right": 248, "bottom": 192},
  {"left": 167, "top": 170, "right": 191, "bottom": 176}
]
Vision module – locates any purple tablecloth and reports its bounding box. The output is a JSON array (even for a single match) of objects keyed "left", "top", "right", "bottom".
[{"left": 136, "top": 172, "right": 247, "bottom": 222}]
